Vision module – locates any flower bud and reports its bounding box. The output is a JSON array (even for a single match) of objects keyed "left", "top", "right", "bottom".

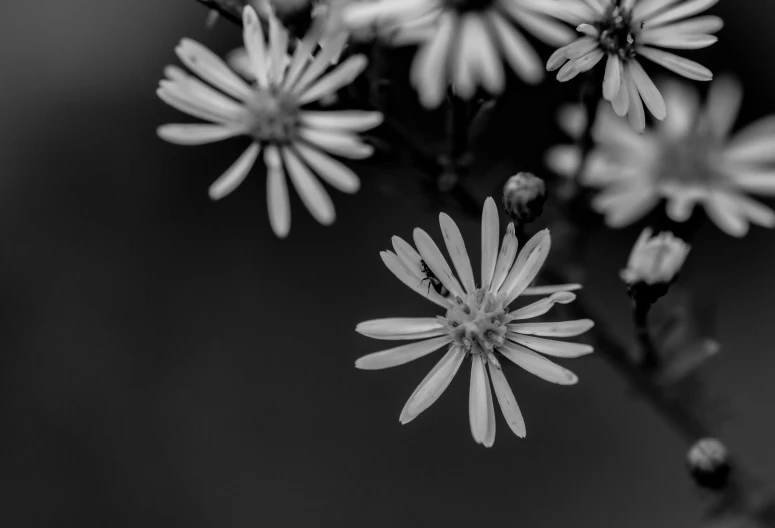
[
  {"left": 502, "top": 172, "right": 547, "bottom": 225},
  {"left": 621, "top": 228, "right": 690, "bottom": 304},
  {"left": 687, "top": 438, "right": 731, "bottom": 490}
]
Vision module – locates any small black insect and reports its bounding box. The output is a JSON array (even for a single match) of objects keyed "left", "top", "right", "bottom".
[{"left": 419, "top": 260, "right": 450, "bottom": 298}]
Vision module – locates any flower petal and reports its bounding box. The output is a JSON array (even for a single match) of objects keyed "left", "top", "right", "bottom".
[
  {"left": 265, "top": 145, "right": 291, "bottom": 237},
  {"left": 299, "top": 54, "right": 368, "bottom": 105},
  {"left": 521, "top": 284, "right": 582, "bottom": 295},
  {"left": 281, "top": 147, "right": 335, "bottom": 226},
  {"left": 498, "top": 342, "right": 579, "bottom": 385},
  {"left": 380, "top": 251, "right": 451, "bottom": 308},
  {"left": 439, "top": 213, "right": 476, "bottom": 294},
  {"left": 509, "top": 319, "right": 595, "bottom": 338},
  {"left": 638, "top": 46, "right": 713, "bottom": 81},
  {"left": 411, "top": 11, "right": 456, "bottom": 108},
  {"left": 629, "top": 59, "right": 666, "bottom": 120},
  {"left": 481, "top": 197, "right": 499, "bottom": 291},
  {"left": 413, "top": 228, "right": 465, "bottom": 299},
  {"left": 356, "top": 318, "right": 447, "bottom": 340},
  {"left": 488, "top": 357, "right": 526, "bottom": 438},
  {"left": 208, "top": 142, "right": 261, "bottom": 200},
  {"left": 158, "top": 123, "right": 243, "bottom": 145},
  {"left": 507, "top": 333, "right": 594, "bottom": 358},
  {"left": 508, "top": 292, "right": 577, "bottom": 320},
  {"left": 489, "top": 11, "right": 543, "bottom": 84},
  {"left": 490, "top": 223, "right": 518, "bottom": 293},
  {"left": 299, "top": 111, "right": 384, "bottom": 132},
  {"left": 242, "top": 6, "right": 269, "bottom": 88},
  {"left": 500, "top": 229, "right": 551, "bottom": 305},
  {"left": 175, "top": 38, "right": 253, "bottom": 101},
  {"left": 355, "top": 335, "right": 452, "bottom": 370},
  {"left": 292, "top": 142, "right": 361, "bottom": 194},
  {"left": 400, "top": 345, "right": 466, "bottom": 424},
  {"left": 299, "top": 128, "right": 374, "bottom": 159},
  {"left": 469, "top": 353, "right": 490, "bottom": 445}
]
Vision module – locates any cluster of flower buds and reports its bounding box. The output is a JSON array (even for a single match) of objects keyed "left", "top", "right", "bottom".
[
  {"left": 687, "top": 438, "right": 731, "bottom": 490},
  {"left": 621, "top": 229, "right": 691, "bottom": 305},
  {"left": 502, "top": 172, "right": 547, "bottom": 225}
]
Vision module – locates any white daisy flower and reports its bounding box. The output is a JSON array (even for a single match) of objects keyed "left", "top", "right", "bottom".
[
  {"left": 621, "top": 228, "right": 690, "bottom": 285},
  {"left": 546, "top": 76, "right": 775, "bottom": 237},
  {"left": 342, "top": 0, "right": 577, "bottom": 108},
  {"left": 156, "top": 5, "right": 383, "bottom": 238},
  {"left": 546, "top": 0, "right": 721, "bottom": 132},
  {"left": 355, "top": 197, "right": 594, "bottom": 446}
]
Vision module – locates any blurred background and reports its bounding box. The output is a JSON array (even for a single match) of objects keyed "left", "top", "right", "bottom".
[{"left": 0, "top": 0, "right": 774, "bottom": 526}]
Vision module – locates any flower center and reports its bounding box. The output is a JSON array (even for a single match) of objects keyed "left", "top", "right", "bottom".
[
  {"left": 245, "top": 89, "right": 300, "bottom": 144},
  {"left": 596, "top": 5, "right": 638, "bottom": 59},
  {"left": 444, "top": 289, "right": 508, "bottom": 355},
  {"left": 444, "top": 0, "right": 495, "bottom": 12},
  {"left": 657, "top": 133, "right": 725, "bottom": 186}
]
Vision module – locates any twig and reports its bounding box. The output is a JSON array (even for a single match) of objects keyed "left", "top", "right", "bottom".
[{"left": 633, "top": 299, "right": 660, "bottom": 370}]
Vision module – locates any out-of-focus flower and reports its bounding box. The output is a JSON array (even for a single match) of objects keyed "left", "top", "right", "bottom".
[
  {"left": 546, "top": 76, "right": 775, "bottom": 237},
  {"left": 621, "top": 228, "right": 689, "bottom": 286},
  {"left": 502, "top": 172, "right": 547, "bottom": 224},
  {"left": 342, "top": 0, "right": 576, "bottom": 108},
  {"left": 355, "top": 198, "right": 593, "bottom": 446},
  {"left": 157, "top": 6, "right": 382, "bottom": 238},
  {"left": 546, "top": 0, "right": 721, "bottom": 132},
  {"left": 687, "top": 437, "right": 731, "bottom": 490}
]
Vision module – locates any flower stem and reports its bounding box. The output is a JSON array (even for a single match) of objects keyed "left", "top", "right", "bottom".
[{"left": 632, "top": 299, "right": 659, "bottom": 370}]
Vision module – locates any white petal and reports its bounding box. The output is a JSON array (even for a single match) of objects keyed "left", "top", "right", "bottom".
[
  {"left": 503, "top": 3, "right": 576, "bottom": 46},
  {"left": 356, "top": 336, "right": 452, "bottom": 370},
  {"left": 489, "top": 11, "right": 543, "bottom": 84},
  {"left": 704, "top": 190, "right": 748, "bottom": 237},
  {"left": 500, "top": 229, "right": 551, "bottom": 305},
  {"left": 281, "top": 147, "right": 335, "bottom": 226},
  {"left": 469, "top": 15, "right": 505, "bottom": 95},
  {"left": 469, "top": 353, "right": 490, "bottom": 445},
  {"left": 481, "top": 197, "right": 499, "bottom": 291},
  {"left": 391, "top": 236, "right": 424, "bottom": 278},
  {"left": 411, "top": 11, "right": 456, "bottom": 108},
  {"left": 483, "top": 363, "right": 496, "bottom": 447},
  {"left": 490, "top": 224, "right": 519, "bottom": 294},
  {"left": 498, "top": 342, "right": 579, "bottom": 385},
  {"left": 508, "top": 292, "right": 577, "bottom": 320},
  {"left": 645, "top": 0, "right": 720, "bottom": 29},
  {"left": 633, "top": 0, "right": 682, "bottom": 21},
  {"left": 488, "top": 358, "right": 526, "bottom": 438},
  {"left": 380, "top": 251, "right": 451, "bottom": 308},
  {"left": 344, "top": 0, "right": 434, "bottom": 28},
  {"left": 509, "top": 319, "right": 594, "bottom": 338},
  {"left": 639, "top": 32, "right": 717, "bottom": 49},
  {"left": 642, "top": 15, "right": 723, "bottom": 35},
  {"left": 293, "top": 142, "right": 361, "bottom": 194},
  {"left": 629, "top": 59, "right": 666, "bottom": 120},
  {"left": 265, "top": 145, "right": 291, "bottom": 237},
  {"left": 413, "top": 228, "right": 465, "bottom": 298},
  {"left": 282, "top": 31, "right": 316, "bottom": 90},
  {"left": 299, "top": 54, "right": 368, "bottom": 104},
  {"left": 292, "top": 32, "right": 349, "bottom": 94},
  {"left": 300, "top": 111, "right": 383, "bottom": 132},
  {"left": 242, "top": 6, "right": 269, "bottom": 88},
  {"left": 732, "top": 170, "right": 775, "bottom": 195},
  {"left": 400, "top": 345, "right": 466, "bottom": 424},
  {"left": 175, "top": 38, "right": 253, "bottom": 100},
  {"left": 356, "top": 318, "right": 447, "bottom": 340},
  {"left": 452, "top": 15, "right": 477, "bottom": 100},
  {"left": 521, "top": 284, "right": 582, "bottom": 295},
  {"left": 731, "top": 193, "right": 775, "bottom": 229},
  {"left": 208, "top": 142, "right": 261, "bottom": 200},
  {"left": 603, "top": 56, "right": 622, "bottom": 101},
  {"left": 299, "top": 128, "right": 374, "bottom": 159},
  {"left": 624, "top": 65, "right": 646, "bottom": 133},
  {"left": 556, "top": 49, "right": 605, "bottom": 82},
  {"left": 638, "top": 46, "right": 713, "bottom": 81},
  {"left": 268, "top": 11, "right": 289, "bottom": 85},
  {"left": 158, "top": 123, "right": 243, "bottom": 145},
  {"left": 658, "top": 78, "right": 700, "bottom": 137},
  {"left": 507, "top": 333, "right": 594, "bottom": 358},
  {"left": 439, "top": 213, "right": 476, "bottom": 294},
  {"left": 611, "top": 74, "right": 630, "bottom": 116},
  {"left": 702, "top": 75, "right": 742, "bottom": 139}
]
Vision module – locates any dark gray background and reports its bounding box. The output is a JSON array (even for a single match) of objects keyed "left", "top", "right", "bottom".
[{"left": 0, "top": 1, "right": 773, "bottom": 526}]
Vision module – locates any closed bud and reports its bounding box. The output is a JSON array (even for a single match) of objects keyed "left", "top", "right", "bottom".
[
  {"left": 687, "top": 438, "right": 731, "bottom": 490},
  {"left": 621, "top": 228, "right": 690, "bottom": 304},
  {"left": 502, "top": 172, "right": 547, "bottom": 225}
]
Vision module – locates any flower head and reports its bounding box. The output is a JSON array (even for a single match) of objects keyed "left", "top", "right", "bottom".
[
  {"left": 343, "top": 0, "right": 576, "bottom": 108},
  {"left": 547, "top": 76, "right": 775, "bottom": 237},
  {"left": 621, "top": 228, "right": 689, "bottom": 285},
  {"left": 502, "top": 171, "right": 547, "bottom": 224},
  {"left": 157, "top": 5, "right": 382, "bottom": 238},
  {"left": 547, "top": 0, "right": 721, "bottom": 132},
  {"left": 687, "top": 437, "right": 730, "bottom": 490},
  {"left": 355, "top": 198, "right": 594, "bottom": 446}
]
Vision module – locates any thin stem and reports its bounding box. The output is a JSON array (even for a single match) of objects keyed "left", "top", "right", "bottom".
[{"left": 632, "top": 299, "right": 659, "bottom": 370}]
